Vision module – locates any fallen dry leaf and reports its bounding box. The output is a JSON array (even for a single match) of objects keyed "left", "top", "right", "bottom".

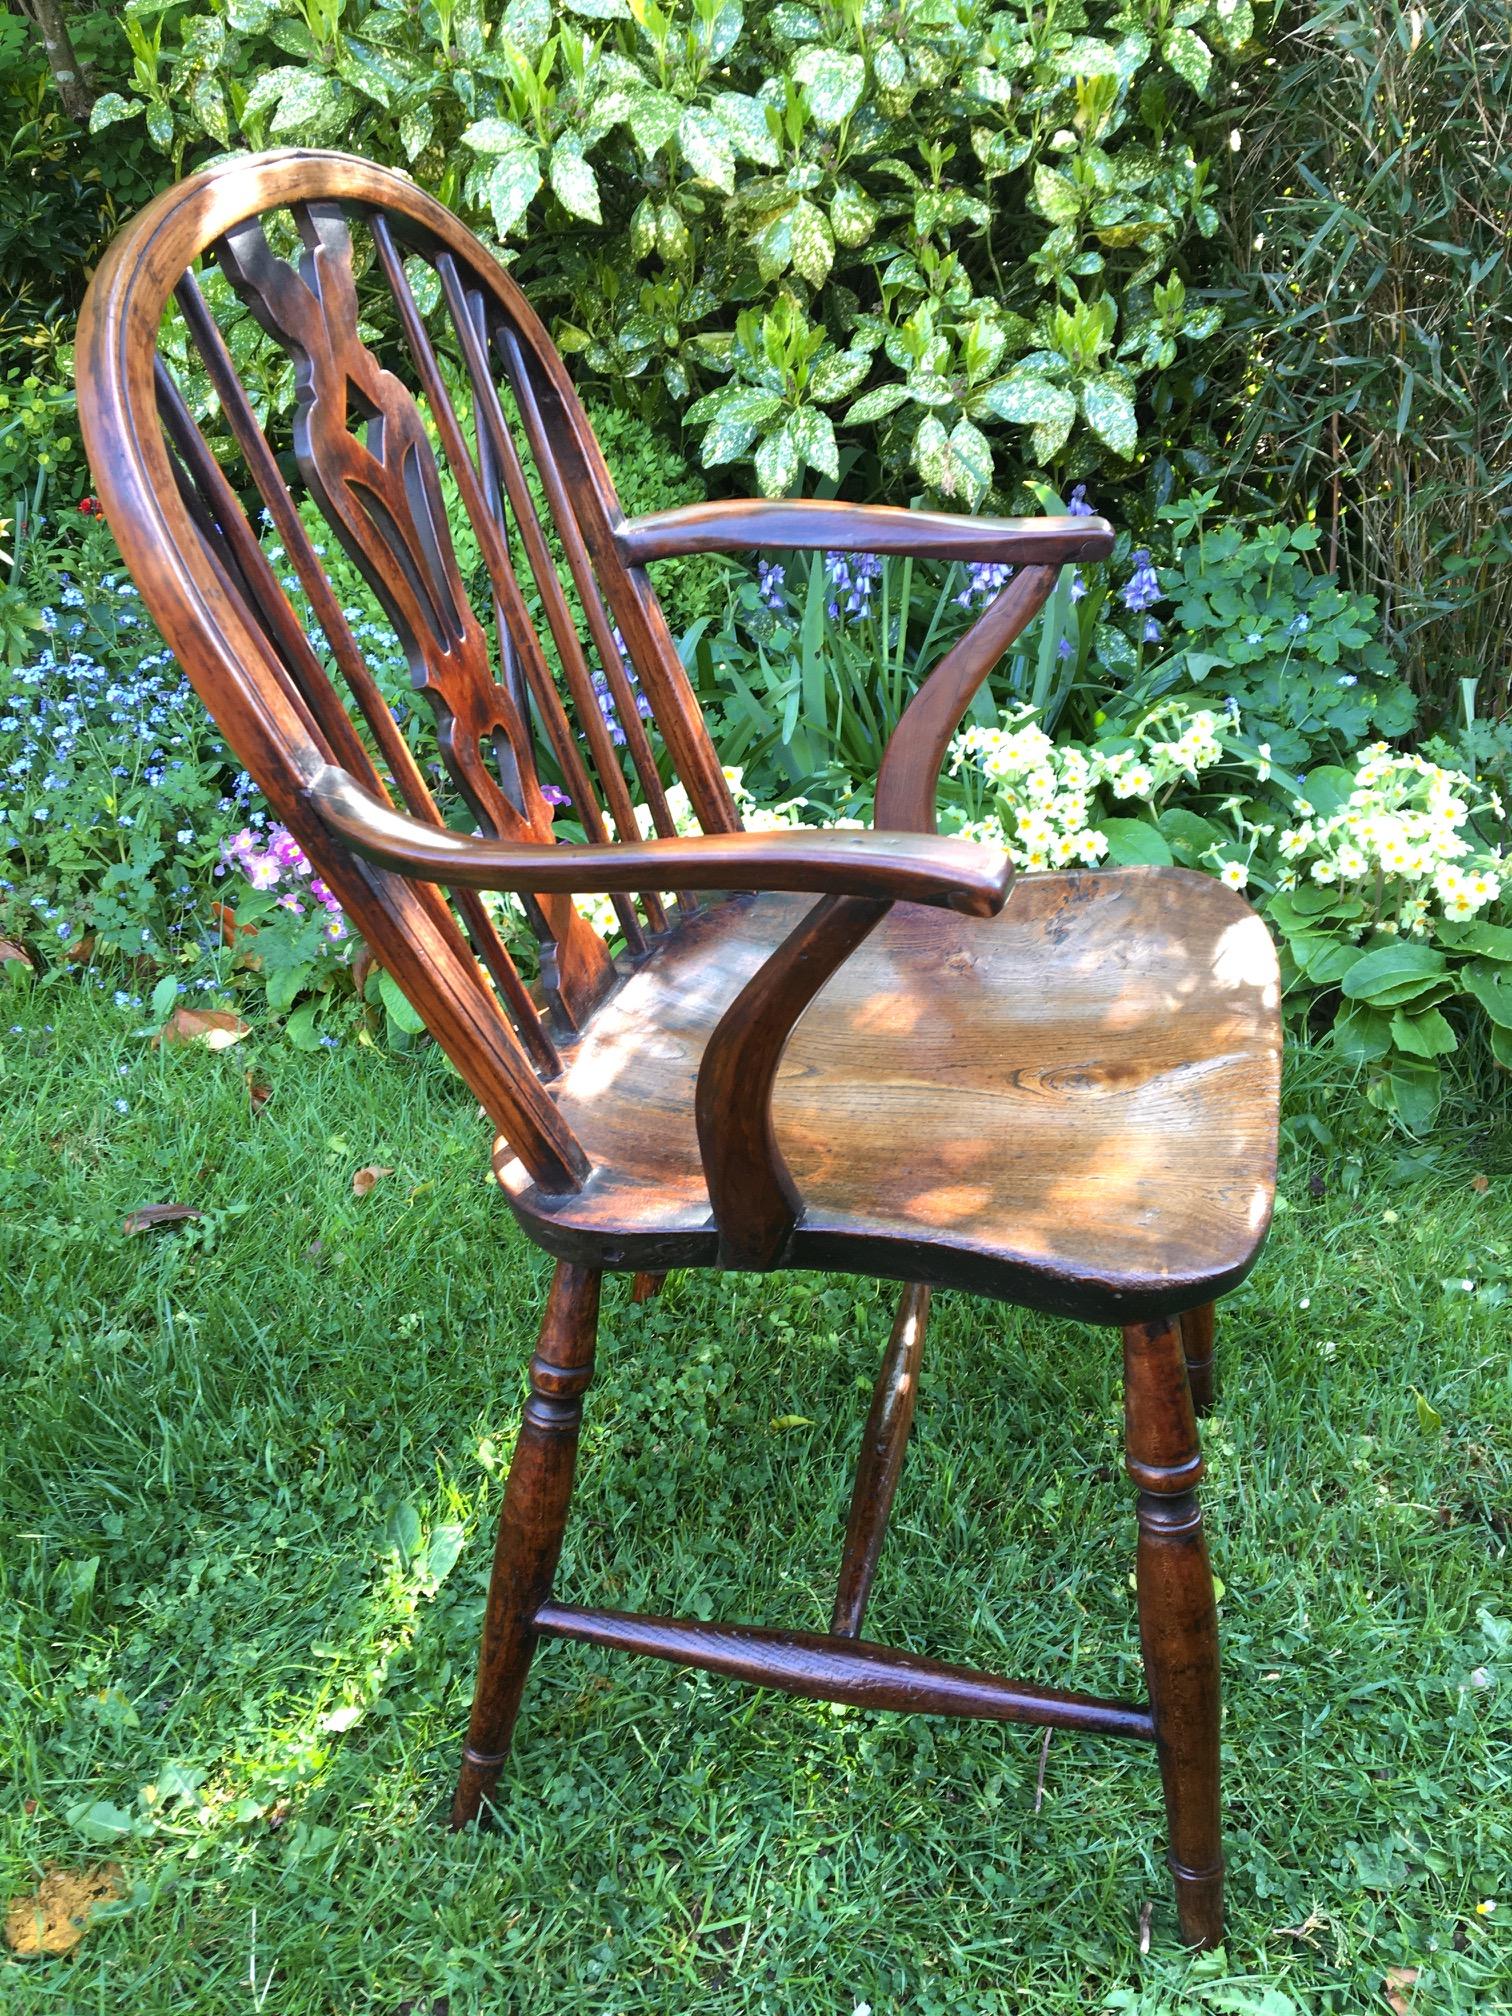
[
  {"left": 1471, "top": 1174, "right": 1489, "bottom": 1193},
  {"left": 210, "top": 900, "right": 258, "bottom": 947},
  {"left": 152, "top": 1007, "right": 251, "bottom": 1052},
  {"left": 245, "top": 1069, "right": 272, "bottom": 1113},
  {"left": 1384, "top": 1966, "right": 1419, "bottom": 2014},
  {"left": 65, "top": 934, "right": 96, "bottom": 964},
  {"left": 352, "top": 1164, "right": 394, "bottom": 1197},
  {"left": 0, "top": 936, "right": 35, "bottom": 970},
  {"left": 122, "top": 1203, "right": 203, "bottom": 1236},
  {"left": 4, "top": 1863, "right": 124, "bottom": 1958}
]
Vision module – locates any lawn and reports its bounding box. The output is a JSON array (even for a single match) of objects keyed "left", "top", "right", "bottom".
[{"left": 1, "top": 974, "right": 1509, "bottom": 2014}]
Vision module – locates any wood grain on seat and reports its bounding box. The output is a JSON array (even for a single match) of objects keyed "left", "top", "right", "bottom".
[{"left": 500, "top": 867, "right": 1280, "bottom": 1321}]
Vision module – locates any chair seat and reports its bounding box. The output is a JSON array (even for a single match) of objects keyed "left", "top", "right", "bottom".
[{"left": 499, "top": 866, "right": 1281, "bottom": 1321}]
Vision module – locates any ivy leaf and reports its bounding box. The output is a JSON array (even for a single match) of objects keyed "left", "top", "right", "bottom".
[
  {"left": 679, "top": 106, "right": 736, "bottom": 192},
  {"left": 549, "top": 139, "right": 602, "bottom": 223},
  {"left": 789, "top": 197, "right": 834, "bottom": 287},
  {"left": 792, "top": 407, "right": 839, "bottom": 480},
  {"left": 845, "top": 382, "right": 912, "bottom": 424},
  {"left": 793, "top": 48, "right": 865, "bottom": 127},
  {"left": 483, "top": 148, "right": 543, "bottom": 237},
  {"left": 977, "top": 376, "right": 1077, "bottom": 429},
  {"left": 1081, "top": 375, "right": 1138, "bottom": 457},
  {"left": 89, "top": 92, "right": 143, "bottom": 134},
  {"left": 1162, "top": 26, "right": 1213, "bottom": 94},
  {"left": 755, "top": 420, "right": 803, "bottom": 496},
  {"left": 808, "top": 348, "right": 871, "bottom": 402},
  {"left": 715, "top": 91, "right": 779, "bottom": 167}
]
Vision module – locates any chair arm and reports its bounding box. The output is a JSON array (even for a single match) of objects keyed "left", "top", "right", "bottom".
[
  {"left": 306, "top": 765, "right": 1013, "bottom": 918},
  {"left": 614, "top": 498, "right": 1113, "bottom": 567}
]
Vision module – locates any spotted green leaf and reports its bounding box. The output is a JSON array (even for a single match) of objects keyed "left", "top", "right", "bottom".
[
  {"left": 462, "top": 116, "right": 533, "bottom": 154},
  {"left": 807, "top": 348, "right": 871, "bottom": 402},
  {"left": 562, "top": 0, "right": 630, "bottom": 15},
  {"left": 399, "top": 102, "right": 434, "bottom": 162},
  {"left": 792, "top": 407, "right": 839, "bottom": 480},
  {"left": 145, "top": 99, "right": 175, "bottom": 149},
  {"left": 829, "top": 180, "right": 878, "bottom": 248},
  {"left": 751, "top": 204, "right": 796, "bottom": 280},
  {"left": 483, "top": 148, "right": 543, "bottom": 236},
  {"left": 268, "top": 71, "right": 351, "bottom": 143},
  {"left": 755, "top": 419, "right": 802, "bottom": 496},
  {"left": 1081, "top": 375, "right": 1138, "bottom": 457},
  {"left": 845, "top": 382, "right": 912, "bottom": 424},
  {"left": 549, "top": 140, "right": 602, "bottom": 223},
  {"left": 89, "top": 93, "right": 144, "bottom": 134},
  {"left": 793, "top": 48, "right": 865, "bottom": 127},
  {"left": 1053, "top": 37, "right": 1121, "bottom": 74},
  {"left": 913, "top": 413, "right": 952, "bottom": 490},
  {"left": 189, "top": 75, "right": 230, "bottom": 146},
  {"left": 1207, "top": 0, "right": 1254, "bottom": 54},
  {"left": 977, "top": 376, "right": 1077, "bottom": 429},
  {"left": 715, "top": 92, "right": 779, "bottom": 167},
  {"left": 628, "top": 90, "right": 682, "bottom": 157},
  {"left": 1162, "top": 26, "right": 1212, "bottom": 94},
  {"left": 943, "top": 417, "right": 994, "bottom": 502},
  {"left": 680, "top": 107, "right": 736, "bottom": 192},
  {"left": 501, "top": 0, "right": 553, "bottom": 55},
  {"left": 789, "top": 197, "right": 834, "bottom": 287},
  {"left": 1032, "top": 165, "right": 1081, "bottom": 227},
  {"left": 769, "top": 2, "right": 821, "bottom": 36}
]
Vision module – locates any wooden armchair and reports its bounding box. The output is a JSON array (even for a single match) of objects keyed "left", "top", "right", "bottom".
[{"left": 78, "top": 151, "right": 1280, "bottom": 1951}]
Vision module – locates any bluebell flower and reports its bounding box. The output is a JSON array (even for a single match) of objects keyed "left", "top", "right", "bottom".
[
  {"left": 1120, "top": 550, "right": 1161, "bottom": 613},
  {"left": 1066, "top": 484, "right": 1094, "bottom": 518},
  {"left": 956, "top": 560, "right": 1013, "bottom": 608},
  {"left": 1142, "top": 616, "right": 1163, "bottom": 644},
  {"left": 824, "top": 550, "right": 882, "bottom": 621},
  {"left": 756, "top": 560, "right": 787, "bottom": 610}
]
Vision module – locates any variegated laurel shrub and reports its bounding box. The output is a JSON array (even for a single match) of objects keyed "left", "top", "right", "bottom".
[{"left": 89, "top": 0, "right": 1258, "bottom": 503}]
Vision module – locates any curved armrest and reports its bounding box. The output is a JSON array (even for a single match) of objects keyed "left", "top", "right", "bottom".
[
  {"left": 306, "top": 764, "right": 1013, "bottom": 918},
  {"left": 615, "top": 499, "right": 1113, "bottom": 567}
]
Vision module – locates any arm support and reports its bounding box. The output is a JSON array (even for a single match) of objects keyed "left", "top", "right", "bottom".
[
  {"left": 306, "top": 763, "right": 1013, "bottom": 918},
  {"left": 616, "top": 498, "right": 1114, "bottom": 568}
]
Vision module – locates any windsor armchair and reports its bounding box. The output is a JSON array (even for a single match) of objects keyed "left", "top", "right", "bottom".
[{"left": 77, "top": 150, "right": 1280, "bottom": 1950}]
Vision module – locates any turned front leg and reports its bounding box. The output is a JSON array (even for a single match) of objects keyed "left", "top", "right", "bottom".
[
  {"left": 451, "top": 1263, "right": 601, "bottom": 1829},
  {"left": 1123, "top": 1314, "right": 1223, "bottom": 1949}
]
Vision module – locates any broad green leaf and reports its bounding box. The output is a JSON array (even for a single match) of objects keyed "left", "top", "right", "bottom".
[
  {"left": 1389, "top": 1006, "right": 1458, "bottom": 1059},
  {"left": 483, "top": 149, "right": 543, "bottom": 236},
  {"left": 686, "top": 384, "right": 783, "bottom": 427},
  {"left": 266, "top": 962, "right": 313, "bottom": 1015},
  {"left": 226, "top": 0, "right": 275, "bottom": 25},
  {"left": 755, "top": 419, "right": 802, "bottom": 496},
  {"left": 793, "top": 48, "right": 865, "bottom": 126},
  {"left": 808, "top": 348, "right": 870, "bottom": 402},
  {"left": 1099, "top": 819, "right": 1174, "bottom": 866},
  {"left": 792, "top": 407, "right": 839, "bottom": 480},
  {"left": 379, "top": 967, "right": 427, "bottom": 1035},
  {"left": 549, "top": 140, "right": 602, "bottom": 222},
  {"left": 501, "top": 0, "right": 553, "bottom": 55},
  {"left": 706, "top": 0, "right": 743, "bottom": 62},
  {"left": 1081, "top": 375, "right": 1138, "bottom": 457},
  {"left": 830, "top": 179, "right": 878, "bottom": 248},
  {"left": 90, "top": 92, "right": 143, "bottom": 134},
  {"left": 1032, "top": 164, "right": 1081, "bottom": 226},
  {"left": 978, "top": 376, "right": 1077, "bottom": 428},
  {"left": 284, "top": 1003, "right": 323, "bottom": 1052},
  {"left": 845, "top": 382, "right": 912, "bottom": 423},
  {"left": 1462, "top": 960, "right": 1512, "bottom": 1029},
  {"left": 789, "top": 197, "right": 834, "bottom": 286},
  {"left": 1332, "top": 1002, "right": 1392, "bottom": 1063},
  {"left": 679, "top": 106, "right": 736, "bottom": 192},
  {"left": 1162, "top": 26, "right": 1213, "bottom": 93},
  {"left": 67, "top": 1799, "right": 136, "bottom": 1844},
  {"left": 386, "top": 1501, "right": 423, "bottom": 1565},
  {"left": 700, "top": 412, "right": 762, "bottom": 467},
  {"left": 1341, "top": 942, "right": 1448, "bottom": 1008},
  {"left": 1386, "top": 1060, "right": 1442, "bottom": 1134},
  {"left": 462, "top": 116, "right": 533, "bottom": 154},
  {"left": 1436, "top": 917, "right": 1512, "bottom": 960},
  {"left": 403, "top": 255, "right": 441, "bottom": 317},
  {"left": 715, "top": 91, "right": 779, "bottom": 166},
  {"left": 628, "top": 90, "right": 682, "bottom": 156},
  {"left": 423, "top": 1522, "right": 467, "bottom": 1584}
]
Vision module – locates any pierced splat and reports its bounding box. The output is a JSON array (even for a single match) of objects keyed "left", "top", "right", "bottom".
[{"left": 211, "top": 201, "right": 613, "bottom": 1026}]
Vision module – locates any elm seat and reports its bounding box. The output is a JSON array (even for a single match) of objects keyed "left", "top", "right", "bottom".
[{"left": 502, "top": 868, "right": 1281, "bottom": 1322}]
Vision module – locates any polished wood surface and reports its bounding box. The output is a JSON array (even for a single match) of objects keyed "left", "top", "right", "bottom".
[
  {"left": 1124, "top": 1315, "right": 1223, "bottom": 1948},
  {"left": 502, "top": 871, "right": 1280, "bottom": 1323},
  {"left": 616, "top": 497, "right": 1115, "bottom": 566},
  {"left": 78, "top": 149, "right": 1282, "bottom": 1949}
]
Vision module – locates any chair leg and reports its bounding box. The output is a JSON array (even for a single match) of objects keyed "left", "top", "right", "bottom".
[
  {"left": 451, "top": 1262, "right": 601, "bottom": 1830},
  {"left": 1123, "top": 1315, "right": 1223, "bottom": 1950},
  {"left": 1179, "top": 1302, "right": 1217, "bottom": 1416},
  {"left": 831, "top": 1282, "right": 930, "bottom": 1637}
]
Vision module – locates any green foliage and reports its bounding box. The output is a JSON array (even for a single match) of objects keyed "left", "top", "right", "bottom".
[
  {"left": 1112, "top": 494, "right": 1418, "bottom": 769},
  {"left": 76, "top": 0, "right": 1256, "bottom": 502},
  {"left": 1223, "top": 1, "right": 1512, "bottom": 721}
]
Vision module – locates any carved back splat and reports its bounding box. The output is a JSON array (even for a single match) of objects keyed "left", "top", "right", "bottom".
[{"left": 213, "top": 198, "right": 613, "bottom": 1024}]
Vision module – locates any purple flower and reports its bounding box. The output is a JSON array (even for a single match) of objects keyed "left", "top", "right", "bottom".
[
  {"left": 1068, "top": 569, "right": 1086, "bottom": 603},
  {"left": 1056, "top": 635, "right": 1073, "bottom": 660},
  {"left": 540, "top": 783, "right": 570, "bottom": 809},
  {"left": 588, "top": 630, "right": 654, "bottom": 748},
  {"left": 823, "top": 550, "right": 882, "bottom": 622},
  {"left": 1142, "top": 616, "right": 1163, "bottom": 644},
  {"left": 1066, "top": 484, "right": 1094, "bottom": 518},
  {"left": 1120, "top": 549, "right": 1161, "bottom": 614},
  {"left": 956, "top": 560, "right": 1014, "bottom": 608},
  {"left": 757, "top": 560, "right": 787, "bottom": 611}
]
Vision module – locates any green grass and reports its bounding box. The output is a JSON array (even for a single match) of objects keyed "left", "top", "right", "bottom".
[{"left": 1, "top": 973, "right": 1509, "bottom": 2014}]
